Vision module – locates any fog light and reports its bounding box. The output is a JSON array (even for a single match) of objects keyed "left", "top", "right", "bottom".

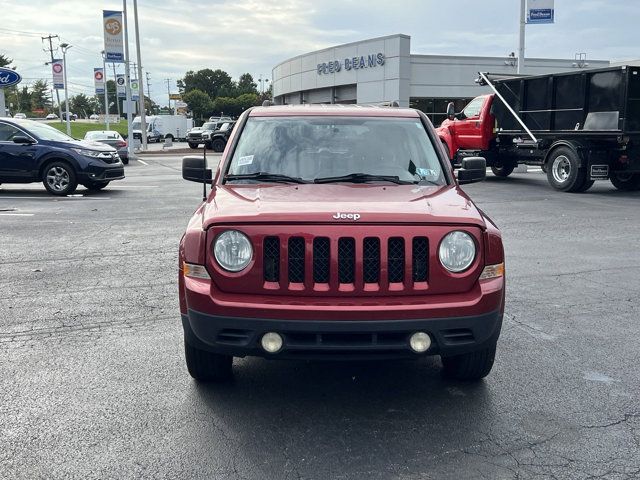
[
  {"left": 409, "top": 332, "right": 431, "bottom": 353},
  {"left": 261, "top": 332, "right": 283, "bottom": 353}
]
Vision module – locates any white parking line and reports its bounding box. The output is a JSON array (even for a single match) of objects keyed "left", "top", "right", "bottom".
[
  {"left": 0, "top": 213, "right": 34, "bottom": 216},
  {"left": 136, "top": 159, "right": 149, "bottom": 165},
  {"left": 112, "top": 185, "right": 158, "bottom": 188},
  {"left": 0, "top": 196, "right": 111, "bottom": 200}
]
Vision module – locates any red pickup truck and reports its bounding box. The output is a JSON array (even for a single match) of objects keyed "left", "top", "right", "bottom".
[
  {"left": 437, "top": 67, "right": 640, "bottom": 193},
  {"left": 178, "top": 104, "right": 505, "bottom": 383}
]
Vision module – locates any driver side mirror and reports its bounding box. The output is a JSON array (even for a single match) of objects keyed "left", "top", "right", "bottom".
[
  {"left": 457, "top": 157, "right": 486, "bottom": 185},
  {"left": 13, "top": 135, "right": 35, "bottom": 145},
  {"left": 182, "top": 156, "right": 212, "bottom": 183},
  {"left": 446, "top": 102, "right": 456, "bottom": 120}
]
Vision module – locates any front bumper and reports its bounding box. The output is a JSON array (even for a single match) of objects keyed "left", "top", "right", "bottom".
[
  {"left": 78, "top": 165, "right": 125, "bottom": 182},
  {"left": 182, "top": 308, "right": 503, "bottom": 360}
]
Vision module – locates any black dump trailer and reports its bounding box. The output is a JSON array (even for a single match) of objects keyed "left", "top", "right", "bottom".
[{"left": 481, "top": 65, "right": 640, "bottom": 192}]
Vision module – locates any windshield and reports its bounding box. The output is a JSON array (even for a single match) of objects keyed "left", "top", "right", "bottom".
[
  {"left": 226, "top": 116, "right": 446, "bottom": 185},
  {"left": 85, "top": 131, "right": 121, "bottom": 140},
  {"left": 16, "top": 120, "right": 74, "bottom": 141},
  {"left": 202, "top": 122, "right": 217, "bottom": 130}
]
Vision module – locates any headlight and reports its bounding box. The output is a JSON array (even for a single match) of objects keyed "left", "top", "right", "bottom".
[
  {"left": 438, "top": 231, "right": 476, "bottom": 273},
  {"left": 213, "top": 230, "right": 252, "bottom": 272},
  {"left": 72, "top": 148, "right": 104, "bottom": 158}
]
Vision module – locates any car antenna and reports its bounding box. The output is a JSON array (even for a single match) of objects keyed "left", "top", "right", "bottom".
[{"left": 202, "top": 144, "right": 208, "bottom": 201}]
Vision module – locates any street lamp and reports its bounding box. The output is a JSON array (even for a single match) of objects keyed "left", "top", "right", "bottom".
[
  {"left": 101, "top": 50, "right": 110, "bottom": 130},
  {"left": 60, "top": 43, "right": 72, "bottom": 135}
]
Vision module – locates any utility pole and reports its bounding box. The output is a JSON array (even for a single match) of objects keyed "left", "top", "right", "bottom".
[
  {"left": 133, "top": 0, "right": 147, "bottom": 150},
  {"left": 165, "top": 78, "right": 172, "bottom": 113},
  {"left": 60, "top": 43, "right": 72, "bottom": 135},
  {"left": 42, "top": 34, "right": 63, "bottom": 121},
  {"left": 145, "top": 71, "right": 152, "bottom": 113},
  {"left": 112, "top": 63, "right": 121, "bottom": 119},
  {"left": 518, "top": 0, "right": 526, "bottom": 74},
  {"left": 123, "top": 0, "right": 134, "bottom": 158}
]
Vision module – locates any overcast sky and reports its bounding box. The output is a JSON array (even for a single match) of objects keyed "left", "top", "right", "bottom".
[{"left": 1, "top": 0, "right": 638, "bottom": 106}]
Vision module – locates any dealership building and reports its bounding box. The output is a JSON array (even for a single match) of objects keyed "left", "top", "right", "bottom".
[{"left": 272, "top": 33, "right": 609, "bottom": 125}]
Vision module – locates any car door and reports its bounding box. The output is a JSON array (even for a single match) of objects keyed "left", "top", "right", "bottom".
[
  {"left": 452, "top": 96, "right": 487, "bottom": 150},
  {"left": 0, "top": 123, "right": 39, "bottom": 180}
]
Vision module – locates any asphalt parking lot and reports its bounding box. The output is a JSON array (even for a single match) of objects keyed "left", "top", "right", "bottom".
[{"left": 1, "top": 157, "right": 639, "bottom": 479}]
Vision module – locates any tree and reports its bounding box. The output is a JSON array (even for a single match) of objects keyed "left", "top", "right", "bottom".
[
  {"left": 179, "top": 68, "right": 233, "bottom": 99},
  {"left": 0, "top": 54, "right": 13, "bottom": 68},
  {"left": 30, "top": 80, "right": 51, "bottom": 111},
  {"left": 237, "top": 73, "right": 257, "bottom": 95},
  {"left": 183, "top": 89, "right": 213, "bottom": 121}
]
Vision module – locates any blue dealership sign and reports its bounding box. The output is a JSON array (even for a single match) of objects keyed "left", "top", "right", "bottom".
[
  {"left": 527, "top": 0, "right": 554, "bottom": 24},
  {"left": 0, "top": 67, "right": 22, "bottom": 88}
]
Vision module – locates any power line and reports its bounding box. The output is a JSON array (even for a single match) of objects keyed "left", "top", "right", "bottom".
[{"left": 41, "top": 34, "right": 63, "bottom": 118}]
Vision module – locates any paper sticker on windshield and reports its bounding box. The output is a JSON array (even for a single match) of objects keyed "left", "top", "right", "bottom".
[
  {"left": 417, "top": 168, "right": 437, "bottom": 178},
  {"left": 237, "top": 155, "right": 254, "bottom": 166}
]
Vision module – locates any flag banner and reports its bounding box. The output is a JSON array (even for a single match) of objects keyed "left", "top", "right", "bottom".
[
  {"left": 116, "top": 74, "right": 126, "bottom": 98},
  {"left": 131, "top": 78, "right": 140, "bottom": 101},
  {"left": 527, "top": 0, "right": 554, "bottom": 24},
  {"left": 94, "top": 68, "right": 105, "bottom": 95},
  {"left": 52, "top": 59, "right": 64, "bottom": 89},
  {"left": 103, "top": 10, "right": 124, "bottom": 62}
]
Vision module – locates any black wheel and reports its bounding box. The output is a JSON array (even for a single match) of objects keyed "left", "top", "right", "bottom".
[
  {"left": 83, "top": 181, "right": 110, "bottom": 191},
  {"left": 184, "top": 339, "right": 233, "bottom": 382},
  {"left": 545, "top": 147, "right": 587, "bottom": 192},
  {"left": 610, "top": 172, "right": 640, "bottom": 191},
  {"left": 205, "top": 142, "right": 213, "bottom": 150},
  {"left": 212, "top": 138, "right": 225, "bottom": 153},
  {"left": 42, "top": 161, "right": 78, "bottom": 196},
  {"left": 188, "top": 143, "right": 199, "bottom": 149},
  {"left": 490, "top": 162, "right": 515, "bottom": 178},
  {"left": 441, "top": 344, "right": 497, "bottom": 381},
  {"left": 122, "top": 157, "right": 129, "bottom": 165},
  {"left": 165, "top": 134, "right": 174, "bottom": 141}
]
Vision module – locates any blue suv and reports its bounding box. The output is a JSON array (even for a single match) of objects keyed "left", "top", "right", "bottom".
[{"left": 0, "top": 119, "right": 125, "bottom": 195}]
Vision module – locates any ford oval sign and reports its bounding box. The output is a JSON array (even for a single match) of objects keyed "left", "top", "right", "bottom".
[{"left": 0, "top": 68, "right": 22, "bottom": 88}]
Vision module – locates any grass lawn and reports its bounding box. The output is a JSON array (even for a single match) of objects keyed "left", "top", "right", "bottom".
[{"left": 49, "top": 121, "right": 129, "bottom": 140}]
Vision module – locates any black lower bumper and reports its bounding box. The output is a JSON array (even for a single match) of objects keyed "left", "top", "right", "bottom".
[
  {"left": 78, "top": 166, "right": 125, "bottom": 183},
  {"left": 182, "top": 309, "right": 503, "bottom": 360}
]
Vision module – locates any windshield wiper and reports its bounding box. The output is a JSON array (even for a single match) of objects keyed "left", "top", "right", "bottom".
[
  {"left": 225, "top": 172, "right": 309, "bottom": 184},
  {"left": 313, "top": 173, "right": 415, "bottom": 185}
]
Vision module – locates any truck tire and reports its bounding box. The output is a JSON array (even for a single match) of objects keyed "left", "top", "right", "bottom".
[
  {"left": 165, "top": 134, "right": 174, "bottom": 142},
  {"left": 212, "top": 138, "right": 226, "bottom": 153},
  {"left": 545, "top": 147, "right": 588, "bottom": 192},
  {"left": 184, "top": 339, "right": 233, "bottom": 382},
  {"left": 42, "top": 161, "right": 78, "bottom": 196},
  {"left": 610, "top": 172, "right": 640, "bottom": 191},
  {"left": 490, "top": 162, "right": 515, "bottom": 178},
  {"left": 441, "top": 344, "right": 496, "bottom": 381},
  {"left": 188, "top": 143, "right": 199, "bottom": 149}
]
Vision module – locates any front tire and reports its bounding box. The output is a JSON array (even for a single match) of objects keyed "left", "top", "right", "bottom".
[
  {"left": 545, "top": 147, "right": 588, "bottom": 192},
  {"left": 441, "top": 344, "right": 496, "bottom": 381},
  {"left": 212, "top": 138, "right": 225, "bottom": 153},
  {"left": 610, "top": 172, "right": 640, "bottom": 191},
  {"left": 491, "top": 161, "right": 515, "bottom": 178},
  {"left": 184, "top": 340, "right": 233, "bottom": 382},
  {"left": 188, "top": 143, "right": 199, "bottom": 149},
  {"left": 42, "top": 161, "right": 78, "bottom": 196}
]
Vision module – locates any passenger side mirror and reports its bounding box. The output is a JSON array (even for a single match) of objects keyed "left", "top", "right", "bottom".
[
  {"left": 446, "top": 102, "right": 456, "bottom": 120},
  {"left": 182, "top": 156, "right": 212, "bottom": 183},
  {"left": 457, "top": 157, "right": 486, "bottom": 184},
  {"left": 13, "top": 135, "right": 35, "bottom": 145}
]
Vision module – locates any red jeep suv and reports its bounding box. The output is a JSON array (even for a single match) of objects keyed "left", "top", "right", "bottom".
[{"left": 178, "top": 105, "right": 505, "bottom": 382}]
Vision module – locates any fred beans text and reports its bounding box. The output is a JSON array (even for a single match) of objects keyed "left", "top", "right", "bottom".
[{"left": 317, "top": 53, "right": 385, "bottom": 75}]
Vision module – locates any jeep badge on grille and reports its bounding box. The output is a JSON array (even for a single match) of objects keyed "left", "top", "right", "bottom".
[{"left": 333, "top": 212, "right": 361, "bottom": 221}]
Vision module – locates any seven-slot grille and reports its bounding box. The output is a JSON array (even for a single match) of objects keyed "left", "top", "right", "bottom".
[{"left": 262, "top": 235, "right": 429, "bottom": 288}]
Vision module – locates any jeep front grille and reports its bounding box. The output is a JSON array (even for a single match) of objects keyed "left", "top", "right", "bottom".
[{"left": 261, "top": 234, "right": 429, "bottom": 291}]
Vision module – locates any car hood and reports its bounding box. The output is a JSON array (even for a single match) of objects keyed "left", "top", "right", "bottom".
[
  {"left": 201, "top": 184, "right": 486, "bottom": 229},
  {"left": 49, "top": 139, "right": 117, "bottom": 152}
]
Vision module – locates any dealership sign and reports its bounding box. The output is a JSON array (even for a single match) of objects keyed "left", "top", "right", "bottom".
[
  {"left": 52, "top": 60, "right": 64, "bottom": 89},
  {"left": 527, "top": 0, "right": 554, "bottom": 24},
  {"left": 94, "top": 68, "right": 105, "bottom": 95},
  {"left": 116, "top": 74, "right": 126, "bottom": 98},
  {"left": 318, "top": 53, "right": 385, "bottom": 75},
  {"left": 103, "top": 10, "right": 124, "bottom": 62},
  {"left": 0, "top": 67, "right": 21, "bottom": 88}
]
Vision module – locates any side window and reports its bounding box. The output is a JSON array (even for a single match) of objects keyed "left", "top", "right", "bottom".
[
  {"left": 0, "top": 123, "right": 22, "bottom": 142},
  {"left": 461, "top": 97, "right": 485, "bottom": 119}
]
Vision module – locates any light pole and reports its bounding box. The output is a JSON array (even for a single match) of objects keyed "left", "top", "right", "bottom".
[
  {"left": 133, "top": 0, "right": 147, "bottom": 150},
  {"left": 60, "top": 43, "right": 72, "bottom": 135},
  {"left": 101, "top": 50, "right": 110, "bottom": 130},
  {"left": 123, "top": 0, "right": 134, "bottom": 158},
  {"left": 517, "top": 0, "right": 525, "bottom": 74}
]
